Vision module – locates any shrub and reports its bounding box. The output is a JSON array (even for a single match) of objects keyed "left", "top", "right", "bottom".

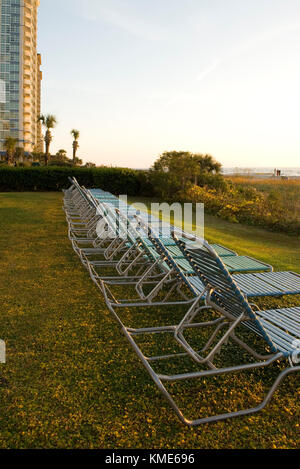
[
  {"left": 0, "top": 166, "right": 151, "bottom": 196},
  {"left": 186, "top": 184, "right": 300, "bottom": 235},
  {"left": 147, "top": 170, "right": 228, "bottom": 200}
]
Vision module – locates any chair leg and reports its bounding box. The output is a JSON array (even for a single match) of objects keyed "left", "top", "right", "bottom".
[{"left": 123, "top": 326, "right": 291, "bottom": 426}]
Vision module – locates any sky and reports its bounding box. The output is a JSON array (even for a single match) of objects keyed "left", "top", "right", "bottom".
[{"left": 38, "top": 0, "right": 300, "bottom": 168}]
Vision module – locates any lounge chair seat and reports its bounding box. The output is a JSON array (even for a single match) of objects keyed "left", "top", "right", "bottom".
[
  {"left": 233, "top": 272, "right": 300, "bottom": 297},
  {"left": 210, "top": 244, "right": 237, "bottom": 257},
  {"left": 188, "top": 271, "right": 300, "bottom": 298},
  {"left": 221, "top": 255, "right": 272, "bottom": 273},
  {"left": 256, "top": 307, "right": 300, "bottom": 356}
]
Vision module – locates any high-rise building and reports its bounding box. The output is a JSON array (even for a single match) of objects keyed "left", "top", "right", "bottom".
[{"left": 0, "top": 0, "right": 42, "bottom": 153}]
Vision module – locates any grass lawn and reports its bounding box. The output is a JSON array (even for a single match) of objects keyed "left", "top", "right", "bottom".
[{"left": 0, "top": 192, "right": 299, "bottom": 449}]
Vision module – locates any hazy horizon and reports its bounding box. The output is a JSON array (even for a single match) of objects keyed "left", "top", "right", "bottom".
[{"left": 38, "top": 0, "right": 300, "bottom": 167}]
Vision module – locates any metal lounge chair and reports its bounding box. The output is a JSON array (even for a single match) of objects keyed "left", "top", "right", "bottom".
[
  {"left": 69, "top": 184, "right": 274, "bottom": 295},
  {"left": 66, "top": 182, "right": 298, "bottom": 300},
  {"left": 133, "top": 219, "right": 300, "bottom": 300},
  {"left": 90, "top": 187, "right": 273, "bottom": 273},
  {"left": 86, "top": 207, "right": 199, "bottom": 323},
  {"left": 172, "top": 235, "right": 300, "bottom": 298},
  {"left": 63, "top": 180, "right": 299, "bottom": 426},
  {"left": 121, "top": 231, "right": 300, "bottom": 425},
  {"left": 66, "top": 191, "right": 166, "bottom": 282},
  {"left": 67, "top": 181, "right": 275, "bottom": 284}
]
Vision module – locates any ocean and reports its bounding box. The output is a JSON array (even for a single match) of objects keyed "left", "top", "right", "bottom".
[{"left": 222, "top": 167, "right": 300, "bottom": 177}]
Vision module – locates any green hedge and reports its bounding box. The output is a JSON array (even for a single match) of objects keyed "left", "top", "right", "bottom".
[{"left": 0, "top": 166, "right": 152, "bottom": 196}]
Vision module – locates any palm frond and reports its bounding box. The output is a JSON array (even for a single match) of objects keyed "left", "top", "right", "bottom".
[{"left": 71, "top": 129, "right": 80, "bottom": 140}]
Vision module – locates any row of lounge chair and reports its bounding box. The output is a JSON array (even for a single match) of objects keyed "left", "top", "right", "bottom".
[{"left": 63, "top": 178, "right": 300, "bottom": 426}]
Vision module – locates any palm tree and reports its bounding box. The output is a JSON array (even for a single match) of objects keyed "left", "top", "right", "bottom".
[
  {"left": 71, "top": 129, "right": 80, "bottom": 165},
  {"left": 15, "top": 147, "right": 24, "bottom": 164},
  {"left": 38, "top": 114, "right": 57, "bottom": 165},
  {"left": 56, "top": 149, "right": 68, "bottom": 161},
  {"left": 4, "top": 137, "right": 17, "bottom": 165},
  {"left": 192, "top": 153, "right": 222, "bottom": 185}
]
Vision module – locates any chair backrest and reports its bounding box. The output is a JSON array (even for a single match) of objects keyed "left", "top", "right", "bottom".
[
  {"left": 68, "top": 177, "right": 83, "bottom": 199},
  {"left": 173, "top": 235, "right": 277, "bottom": 351},
  {"left": 69, "top": 177, "right": 84, "bottom": 196},
  {"left": 69, "top": 176, "right": 78, "bottom": 187},
  {"left": 103, "top": 202, "right": 135, "bottom": 241},
  {"left": 135, "top": 216, "right": 203, "bottom": 295},
  {"left": 116, "top": 207, "right": 163, "bottom": 263}
]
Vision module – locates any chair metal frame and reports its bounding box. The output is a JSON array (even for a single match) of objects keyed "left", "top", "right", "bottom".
[
  {"left": 63, "top": 180, "right": 300, "bottom": 426},
  {"left": 120, "top": 232, "right": 300, "bottom": 425}
]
